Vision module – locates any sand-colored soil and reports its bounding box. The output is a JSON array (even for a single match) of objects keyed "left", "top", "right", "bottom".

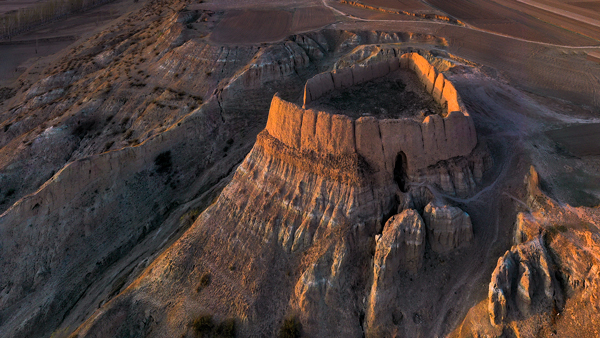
[
  {"left": 333, "top": 19, "right": 600, "bottom": 107},
  {"left": 330, "top": 1, "right": 422, "bottom": 20},
  {"left": 0, "top": 38, "right": 75, "bottom": 85},
  {"left": 211, "top": 7, "right": 336, "bottom": 44},
  {"left": 570, "top": 1, "right": 600, "bottom": 12},
  {"left": 489, "top": 0, "right": 600, "bottom": 41},
  {"left": 0, "top": 0, "right": 46, "bottom": 15},
  {"left": 210, "top": 10, "right": 293, "bottom": 44},
  {"left": 426, "top": 0, "right": 599, "bottom": 45},
  {"left": 0, "top": 0, "right": 142, "bottom": 87},
  {"left": 359, "top": 0, "right": 434, "bottom": 12},
  {"left": 291, "top": 6, "right": 336, "bottom": 33},
  {"left": 546, "top": 123, "right": 600, "bottom": 156}
]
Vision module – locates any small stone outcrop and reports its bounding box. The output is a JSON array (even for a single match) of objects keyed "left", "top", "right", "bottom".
[
  {"left": 423, "top": 201, "right": 473, "bottom": 253},
  {"left": 375, "top": 209, "right": 425, "bottom": 274},
  {"left": 488, "top": 238, "right": 562, "bottom": 325},
  {"left": 366, "top": 209, "right": 425, "bottom": 336}
]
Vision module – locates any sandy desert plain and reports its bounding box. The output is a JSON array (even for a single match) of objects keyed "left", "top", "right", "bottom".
[{"left": 0, "top": 0, "right": 599, "bottom": 337}]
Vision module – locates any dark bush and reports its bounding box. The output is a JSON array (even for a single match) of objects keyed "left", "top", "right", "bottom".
[
  {"left": 215, "top": 318, "right": 236, "bottom": 337},
  {"left": 196, "top": 272, "right": 211, "bottom": 292},
  {"left": 192, "top": 315, "right": 214, "bottom": 336},
  {"left": 154, "top": 151, "right": 172, "bottom": 174},
  {"left": 72, "top": 119, "right": 96, "bottom": 139},
  {"left": 279, "top": 316, "right": 302, "bottom": 338}
]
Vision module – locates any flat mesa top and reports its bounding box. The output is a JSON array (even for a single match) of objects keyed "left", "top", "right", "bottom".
[{"left": 305, "top": 68, "right": 444, "bottom": 121}]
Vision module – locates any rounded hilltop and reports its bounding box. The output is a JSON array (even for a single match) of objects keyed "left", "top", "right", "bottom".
[{"left": 265, "top": 53, "right": 480, "bottom": 191}]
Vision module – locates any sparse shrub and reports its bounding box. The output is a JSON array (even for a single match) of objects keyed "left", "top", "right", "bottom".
[
  {"left": 103, "top": 141, "right": 114, "bottom": 152},
  {"left": 5, "top": 188, "right": 15, "bottom": 197},
  {"left": 192, "top": 315, "right": 214, "bottom": 336},
  {"left": 215, "top": 318, "right": 236, "bottom": 337},
  {"left": 72, "top": 119, "right": 96, "bottom": 139},
  {"left": 154, "top": 151, "right": 172, "bottom": 174},
  {"left": 180, "top": 208, "right": 201, "bottom": 227},
  {"left": 279, "top": 316, "right": 302, "bottom": 338},
  {"left": 196, "top": 272, "right": 211, "bottom": 292}
]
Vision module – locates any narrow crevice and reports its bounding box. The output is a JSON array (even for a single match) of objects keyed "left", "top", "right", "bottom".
[
  {"left": 358, "top": 309, "right": 366, "bottom": 338},
  {"left": 394, "top": 151, "right": 409, "bottom": 193}
]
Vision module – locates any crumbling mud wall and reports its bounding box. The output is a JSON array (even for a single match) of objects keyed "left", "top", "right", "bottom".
[
  {"left": 266, "top": 94, "right": 476, "bottom": 178},
  {"left": 303, "top": 53, "right": 469, "bottom": 118}
]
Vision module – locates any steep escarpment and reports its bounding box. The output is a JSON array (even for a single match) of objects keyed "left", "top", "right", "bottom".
[
  {"left": 71, "top": 53, "right": 492, "bottom": 337},
  {"left": 1, "top": 14, "right": 494, "bottom": 336}
]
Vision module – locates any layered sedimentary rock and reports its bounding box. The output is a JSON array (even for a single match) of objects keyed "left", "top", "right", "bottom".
[
  {"left": 423, "top": 201, "right": 473, "bottom": 254},
  {"left": 366, "top": 209, "right": 425, "bottom": 336},
  {"left": 488, "top": 238, "right": 561, "bottom": 325},
  {"left": 375, "top": 209, "right": 425, "bottom": 274},
  {"left": 452, "top": 168, "right": 600, "bottom": 338}
]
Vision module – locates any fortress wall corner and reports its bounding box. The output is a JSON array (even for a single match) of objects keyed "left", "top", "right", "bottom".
[
  {"left": 266, "top": 95, "right": 284, "bottom": 140},
  {"left": 443, "top": 111, "right": 472, "bottom": 157},
  {"left": 400, "top": 54, "right": 409, "bottom": 69},
  {"left": 431, "top": 114, "right": 448, "bottom": 159},
  {"left": 266, "top": 95, "right": 303, "bottom": 149}
]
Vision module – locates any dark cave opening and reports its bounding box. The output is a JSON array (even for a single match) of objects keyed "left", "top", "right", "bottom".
[{"left": 394, "top": 151, "right": 409, "bottom": 193}]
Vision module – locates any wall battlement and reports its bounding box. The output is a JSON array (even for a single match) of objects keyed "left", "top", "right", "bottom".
[
  {"left": 303, "top": 53, "right": 465, "bottom": 117},
  {"left": 266, "top": 53, "right": 478, "bottom": 179}
]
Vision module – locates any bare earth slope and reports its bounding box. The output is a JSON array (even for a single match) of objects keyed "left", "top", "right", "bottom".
[{"left": 0, "top": 0, "right": 599, "bottom": 337}]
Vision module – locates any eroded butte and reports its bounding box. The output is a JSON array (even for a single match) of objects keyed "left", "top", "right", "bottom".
[{"left": 0, "top": 0, "right": 599, "bottom": 337}]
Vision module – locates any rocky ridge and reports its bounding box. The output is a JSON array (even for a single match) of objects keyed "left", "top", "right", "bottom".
[{"left": 69, "top": 51, "right": 488, "bottom": 337}]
